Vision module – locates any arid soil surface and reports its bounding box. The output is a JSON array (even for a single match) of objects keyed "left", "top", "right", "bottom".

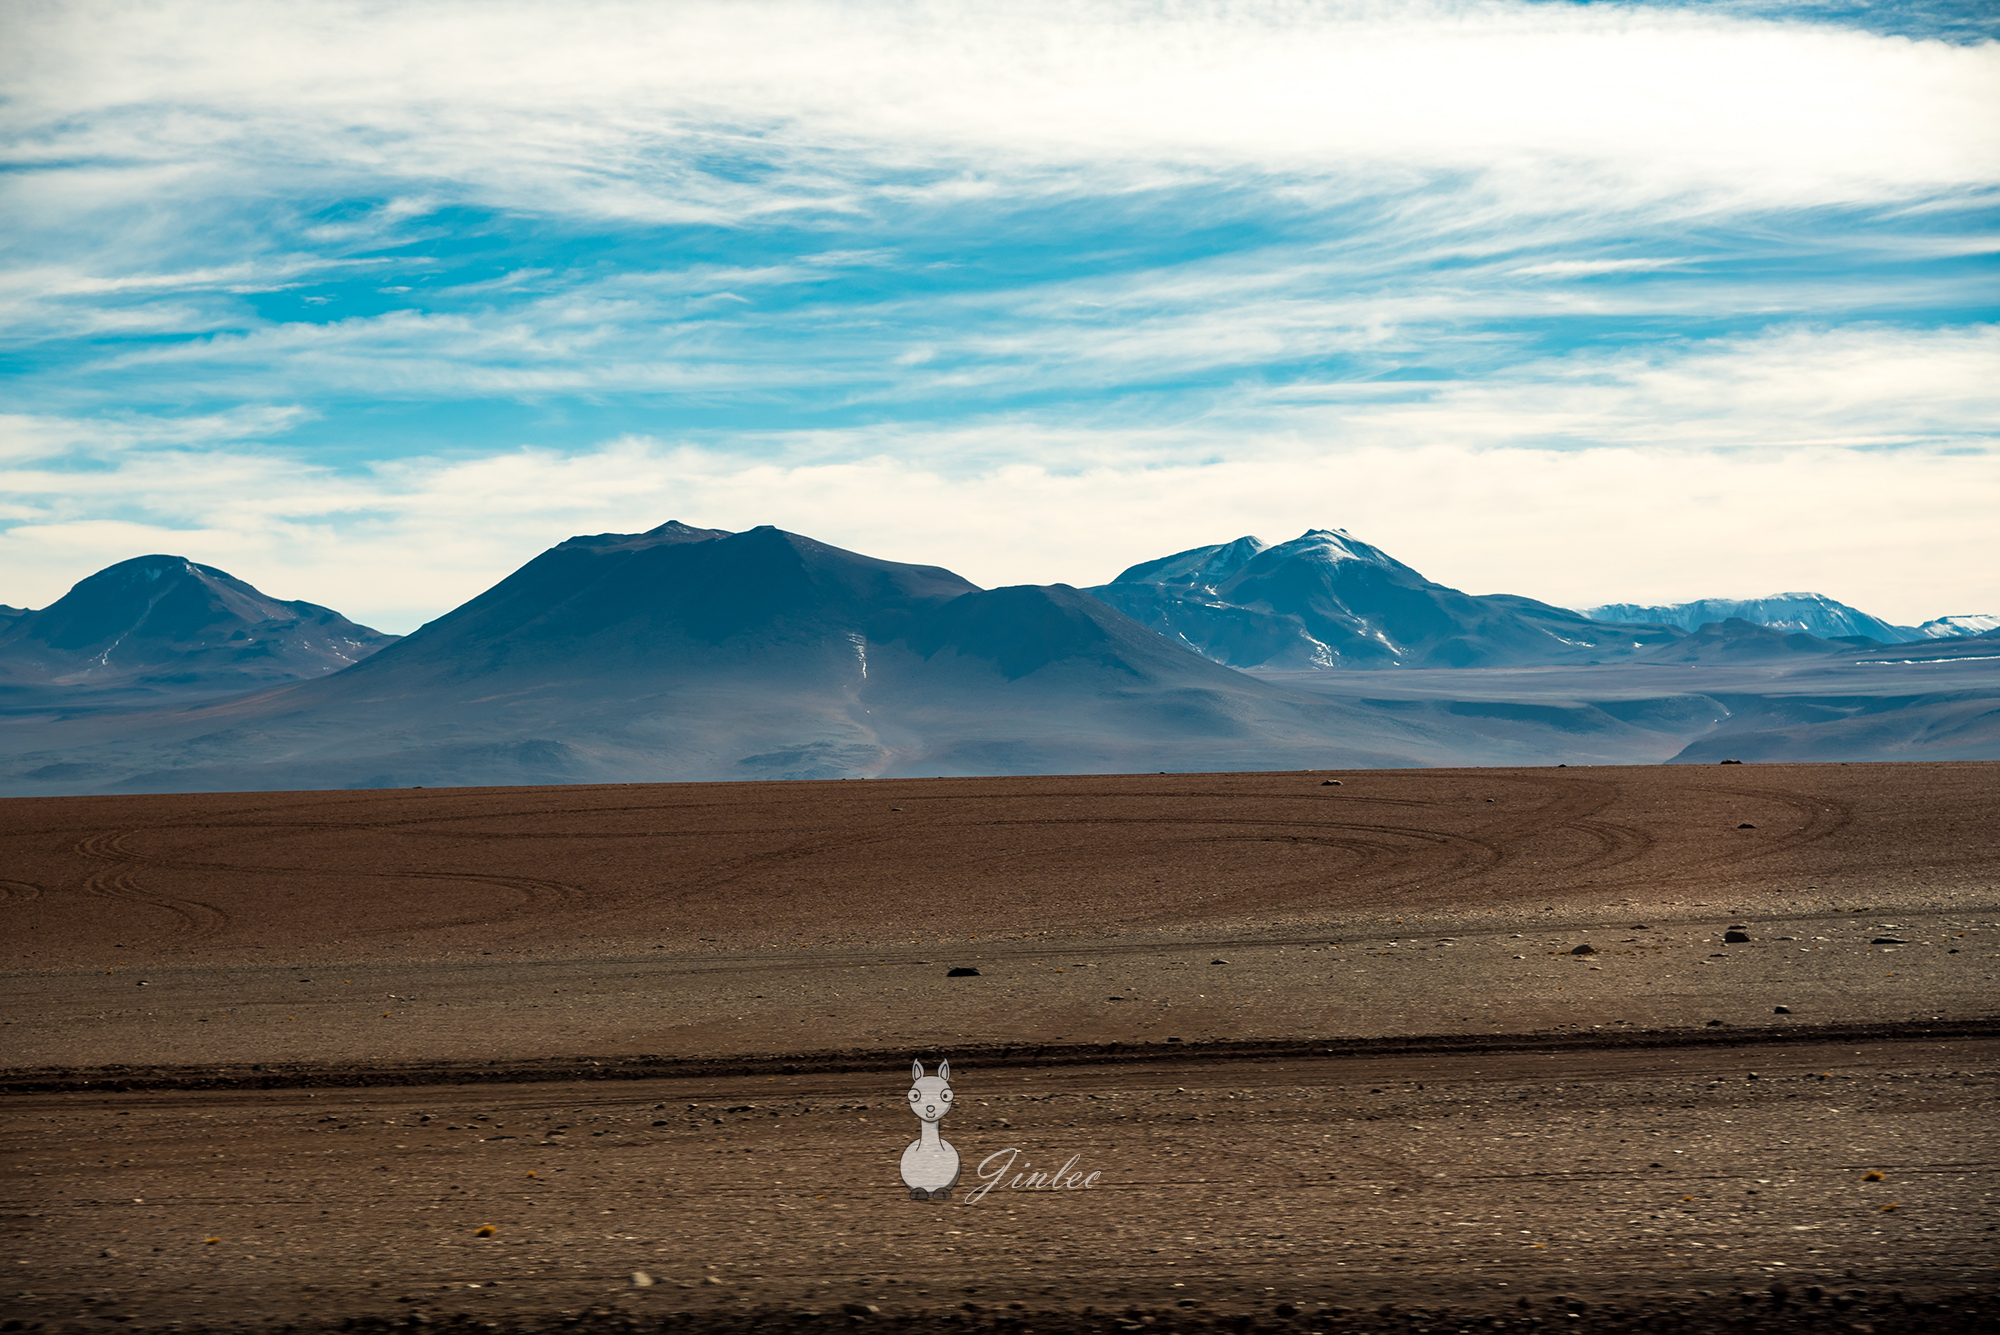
[{"left": 3, "top": 763, "right": 1998, "bottom": 1332}]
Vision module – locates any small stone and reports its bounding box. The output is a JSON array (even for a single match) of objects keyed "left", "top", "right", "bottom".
[
  {"left": 704, "top": 1275, "right": 726, "bottom": 1285},
  {"left": 1870, "top": 937, "right": 1906, "bottom": 945},
  {"left": 1569, "top": 944, "right": 1596, "bottom": 955},
  {"left": 1321, "top": 780, "right": 1341, "bottom": 786},
  {"left": 1211, "top": 959, "right": 1229, "bottom": 965},
  {"left": 840, "top": 1302, "right": 879, "bottom": 1316},
  {"left": 1706, "top": 1019, "right": 1726, "bottom": 1027},
  {"left": 1274, "top": 1302, "right": 1300, "bottom": 1317},
  {"left": 946, "top": 967, "right": 981, "bottom": 977},
  {"left": 1738, "top": 822, "right": 1756, "bottom": 829},
  {"left": 1719, "top": 758, "right": 1743, "bottom": 764},
  {"left": 1774, "top": 1005, "right": 1792, "bottom": 1014},
  {"left": 1724, "top": 930, "right": 1751, "bottom": 943},
  {"left": 630, "top": 1272, "right": 653, "bottom": 1288}
]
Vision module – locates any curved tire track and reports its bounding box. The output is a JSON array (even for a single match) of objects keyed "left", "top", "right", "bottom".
[
  {"left": 72, "top": 826, "right": 583, "bottom": 936},
  {"left": 74, "top": 831, "right": 230, "bottom": 941},
  {"left": 0, "top": 877, "right": 43, "bottom": 905}
]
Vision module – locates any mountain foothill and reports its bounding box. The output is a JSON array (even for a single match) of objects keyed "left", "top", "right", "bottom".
[{"left": 1, "top": 521, "right": 1994, "bottom": 794}]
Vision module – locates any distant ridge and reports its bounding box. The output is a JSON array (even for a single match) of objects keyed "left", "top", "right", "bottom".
[
  {"left": 1087, "top": 529, "right": 1682, "bottom": 669},
  {"left": 1578, "top": 592, "right": 1912, "bottom": 644},
  {"left": 1912, "top": 613, "right": 2000, "bottom": 639},
  {"left": 1633, "top": 617, "right": 1866, "bottom": 664}
]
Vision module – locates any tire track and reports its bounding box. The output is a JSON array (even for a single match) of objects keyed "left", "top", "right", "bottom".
[
  {"left": 73, "top": 831, "right": 230, "bottom": 940},
  {"left": 70, "top": 826, "right": 582, "bottom": 936},
  {"left": 1557, "top": 779, "right": 1857, "bottom": 901},
  {"left": 1564, "top": 817, "right": 1657, "bottom": 875}
]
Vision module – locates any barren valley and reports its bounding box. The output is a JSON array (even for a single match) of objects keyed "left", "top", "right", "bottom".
[{"left": 3, "top": 763, "right": 1996, "bottom": 1333}]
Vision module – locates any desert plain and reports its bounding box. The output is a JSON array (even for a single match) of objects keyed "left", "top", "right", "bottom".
[{"left": 2, "top": 761, "right": 1997, "bottom": 1334}]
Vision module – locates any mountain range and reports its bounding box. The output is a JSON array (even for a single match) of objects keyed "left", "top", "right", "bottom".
[
  {"left": 1572, "top": 594, "right": 1998, "bottom": 645},
  {"left": 0, "top": 522, "right": 1994, "bottom": 793},
  {"left": 1579, "top": 592, "right": 1912, "bottom": 643},
  {"left": 0, "top": 524, "right": 1473, "bottom": 792}
]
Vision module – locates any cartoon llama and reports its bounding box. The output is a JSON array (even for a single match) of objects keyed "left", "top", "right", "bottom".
[{"left": 900, "top": 1059, "right": 960, "bottom": 1201}]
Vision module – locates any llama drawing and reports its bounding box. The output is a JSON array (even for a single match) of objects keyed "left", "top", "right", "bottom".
[{"left": 900, "top": 1059, "right": 960, "bottom": 1201}]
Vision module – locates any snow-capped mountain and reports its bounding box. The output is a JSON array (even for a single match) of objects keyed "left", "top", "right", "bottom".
[
  {"left": 0, "top": 554, "right": 398, "bottom": 696},
  {"left": 1576, "top": 592, "right": 1912, "bottom": 644},
  {"left": 1087, "top": 529, "right": 1682, "bottom": 670},
  {"left": 1912, "top": 613, "right": 2000, "bottom": 639}
]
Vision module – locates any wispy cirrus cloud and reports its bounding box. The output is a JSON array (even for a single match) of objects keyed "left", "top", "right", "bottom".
[
  {"left": 9, "top": 0, "right": 1995, "bottom": 211},
  {"left": 1, "top": 0, "right": 1995, "bottom": 626}
]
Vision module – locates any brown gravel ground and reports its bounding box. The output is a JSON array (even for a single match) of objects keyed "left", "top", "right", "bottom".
[{"left": 2, "top": 762, "right": 1997, "bottom": 1333}]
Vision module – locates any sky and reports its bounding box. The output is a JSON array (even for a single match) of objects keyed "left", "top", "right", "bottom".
[{"left": 3, "top": 0, "right": 1997, "bottom": 635}]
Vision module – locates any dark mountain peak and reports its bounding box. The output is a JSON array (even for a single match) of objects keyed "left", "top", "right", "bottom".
[
  {"left": 355, "top": 522, "right": 981, "bottom": 681},
  {"left": 0, "top": 554, "right": 397, "bottom": 689},
  {"left": 16, "top": 554, "right": 306, "bottom": 656},
  {"left": 552, "top": 519, "right": 732, "bottom": 554}
]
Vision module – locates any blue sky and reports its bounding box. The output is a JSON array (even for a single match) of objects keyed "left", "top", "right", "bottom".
[{"left": 3, "top": 0, "right": 1997, "bottom": 633}]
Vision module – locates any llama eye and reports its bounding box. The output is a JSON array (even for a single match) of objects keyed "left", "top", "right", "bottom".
[
  {"left": 941, "top": 1091, "right": 952, "bottom": 1100},
  {"left": 909, "top": 1091, "right": 920, "bottom": 1100}
]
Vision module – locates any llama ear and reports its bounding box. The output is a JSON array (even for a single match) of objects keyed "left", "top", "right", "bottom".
[
  {"left": 938, "top": 1059, "right": 951, "bottom": 1083},
  {"left": 912, "top": 1059, "right": 924, "bottom": 1082}
]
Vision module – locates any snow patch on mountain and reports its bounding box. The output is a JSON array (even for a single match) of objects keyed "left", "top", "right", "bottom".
[
  {"left": 1913, "top": 613, "right": 2000, "bottom": 639},
  {"left": 1577, "top": 592, "right": 1913, "bottom": 645}
]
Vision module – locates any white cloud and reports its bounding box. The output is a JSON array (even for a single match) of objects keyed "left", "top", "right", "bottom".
[
  {"left": 1509, "top": 258, "right": 1690, "bottom": 277},
  {"left": 1, "top": 325, "right": 1993, "bottom": 629},
  {"left": 4, "top": 434, "right": 1993, "bottom": 632},
  {"left": 0, "top": 405, "right": 317, "bottom": 461},
  {"left": 6, "top": 0, "right": 1996, "bottom": 234},
  {"left": 1316, "top": 322, "right": 2000, "bottom": 452},
  {"left": 1, "top": 1, "right": 1994, "bottom": 637}
]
